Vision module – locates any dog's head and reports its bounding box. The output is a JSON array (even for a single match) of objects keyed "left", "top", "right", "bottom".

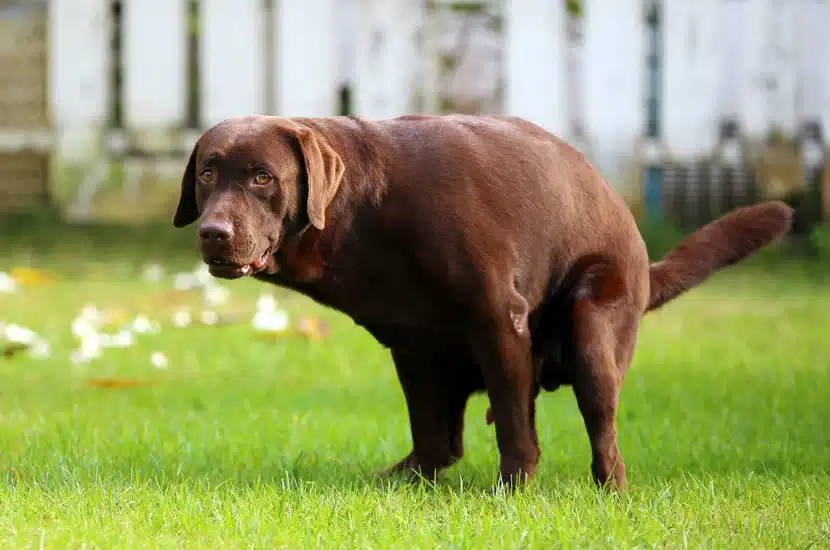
[{"left": 173, "top": 115, "right": 344, "bottom": 279}]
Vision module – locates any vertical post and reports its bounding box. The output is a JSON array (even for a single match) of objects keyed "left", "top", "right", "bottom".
[
  {"left": 274, "top": 0, "right": 339, "bottom": 117},
  {"left": 504, "top": 0, "right": 568, "bottom": 136},
  {"left": 717, "top": 0, "right": 746, "bottom": 126},
  {"left": 797, "top": 0, "right": 830, "bottom": 129},
  {"left": 48, "top": 0, "right": 111, "bottom": 162},
  {"left": 199, "top": 0, "right": 267, "bottom": 127},
  {"left": 643, "top": 0, "right": 663, "bottom": 223},
  {"left": 737, "top": 0, "right": 798, "bottom": 142},
  {"left": 764, "top": 0, "right": 799, "bottom": 139},
  {"left": 662, "top": 0, "right": 722, "bottom": 160},
  {"left": 734, "top": 0, "right": 767, "bottom": 141},
  {"left": 122, "top": 0, "right": 189, "bottom": 131},
  {"left": 795, "top": 0, "right": 830, "bottom": 221},
  {"left": 581, "top": 0, "right": 645, "bottom": 195},
  {"left": 797, "top": 0, "right": 829, "bottom": 222},
  {"left": 352, "top": 0, "right": 424, "bottom": 120}
]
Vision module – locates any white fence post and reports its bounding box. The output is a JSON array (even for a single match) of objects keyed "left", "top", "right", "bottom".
[
  {"left": 200, "top": 0, "right": 267, "bottom": 127},
  {"left": 581, "top": 0, "right": 645, "bottom": 192},
  {"left": 274, "top": 0, "right": 339, "bottom": 117},
  {"left": 352, "top": 0, "right": 424, "bottom": 120},
  {"left": 122, "top": 0, "right": 189, "bottom": 132},
  {"left": 796, "top": 0, "right": 830, "bottom": 135},
  {"left": 48, "top": 0, "right": 111, "bottom": 162},
  {"left": 662, "top": 0, "right": 723, "bottom": 160},
  {"left": 504, "top": 0, "right": 568, "bottom": 137},
  {"left": 715, "top": 0, "right": 746, "bottom": 127},
  {"left": 735, "top": 0, "right": 799, "bottom": 143}
]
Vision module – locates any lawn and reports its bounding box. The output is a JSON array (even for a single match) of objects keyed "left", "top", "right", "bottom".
[{"left": 1, "top": 218, "right": 829, "bottom": 549}]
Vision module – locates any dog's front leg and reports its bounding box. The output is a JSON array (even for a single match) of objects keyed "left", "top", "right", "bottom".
[{"left": 379, "top": 346, "right": 470, "bottom": 480}]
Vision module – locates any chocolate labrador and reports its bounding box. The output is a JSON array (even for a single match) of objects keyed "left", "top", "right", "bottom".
[{"left": 172, "top": 114, "right": 793, "bottom": 490}]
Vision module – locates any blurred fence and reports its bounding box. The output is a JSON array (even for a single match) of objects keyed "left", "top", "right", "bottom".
[
  {"left": 0, "top": 0, "right": 50, "bottom": 212},
  {"left": 0, "top": 0, "right": 828, "bottom": 229}
]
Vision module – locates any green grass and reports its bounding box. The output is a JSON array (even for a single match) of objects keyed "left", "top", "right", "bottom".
[{"left": 1, "top": 218, "right": 829, "bottom": 548}]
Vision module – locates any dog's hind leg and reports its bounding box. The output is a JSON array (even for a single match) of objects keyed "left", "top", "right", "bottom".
[{"left": 567, "top": 261, "right": 642, "bottom": 491}]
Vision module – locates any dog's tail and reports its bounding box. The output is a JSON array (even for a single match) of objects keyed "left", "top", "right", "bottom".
[{"left": 646, "top": 200, "right": 794, "bottom": 313}]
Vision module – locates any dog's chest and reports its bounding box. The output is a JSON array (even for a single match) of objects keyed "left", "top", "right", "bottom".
[{"left": 273, "top": 248, "right": 454, "bottom": 333}]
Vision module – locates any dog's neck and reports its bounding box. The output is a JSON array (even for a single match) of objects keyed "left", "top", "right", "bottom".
[{"left": 267, "top": 116, "right": 391, "bottom": 286}]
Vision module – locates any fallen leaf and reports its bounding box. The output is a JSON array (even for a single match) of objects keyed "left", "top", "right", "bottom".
[
  {"left": 3, "top": 339, "right": 51, "bottom": 360},
  {"left": 3, "top": 343, "right": 28, "bottom": 359},
  {"left": 257, "top": 332, "right": 292, "bottom": 343},
  {"left": 146, "top": 289, "right": 199, "bottom": 306},
  {"left": 102, "top": 309, "right": 132, "bottom": 327},
  {"left": 10, "top": 267, "right": 56, "bottom": 287},
  {"left": 86, "top": 377, "right": 155, "bottom": 389},
  {"left": 297, "top": 317, "right": 329, "bottom": 341}
]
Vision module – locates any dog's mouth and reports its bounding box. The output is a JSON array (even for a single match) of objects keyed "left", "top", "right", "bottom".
[{"left": 207, "top": 248, "right": 273, "bottom": 279}]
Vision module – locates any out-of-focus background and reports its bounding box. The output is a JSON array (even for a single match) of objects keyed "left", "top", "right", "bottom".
[{"left": 1, "top": 0, "right": 828, "bottom": 232}]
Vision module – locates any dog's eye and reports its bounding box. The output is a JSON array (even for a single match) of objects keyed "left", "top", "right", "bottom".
[
  {"left": 254, "top": 171, "right": 272, "bottom": 185},
  {"left": 199, "top": 169, "right": 214, "bottom": 183}
]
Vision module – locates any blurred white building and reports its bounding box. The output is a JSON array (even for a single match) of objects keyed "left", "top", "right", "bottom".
[{"left": 0, "top": 0, "right": 828, "bottom": 225}]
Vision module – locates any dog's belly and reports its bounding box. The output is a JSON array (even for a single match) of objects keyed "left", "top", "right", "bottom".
[{"left": 264, "top": 257, "right": 463, "bottom": 335}]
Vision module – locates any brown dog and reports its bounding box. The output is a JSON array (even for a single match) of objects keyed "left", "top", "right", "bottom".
[{"left": 172, "top": 114, "right": 793, "bottom": 490}]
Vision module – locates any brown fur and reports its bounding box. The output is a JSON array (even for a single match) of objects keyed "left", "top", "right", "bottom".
[{"left": 173, "top": 114, "right": 794, "bottom": 490}]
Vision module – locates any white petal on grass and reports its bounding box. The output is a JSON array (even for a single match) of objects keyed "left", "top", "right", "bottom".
[
  {"left": 142, "top": 263, "right": 164, "bottom": 283},
  {"left": 102, "top": 329, "right": 134, "bottom": 349},
  {"left": 79, "top": 332, "right": 102, "bottom": 359},
  {"left": 256, "top": 293, "right": 278, "bottom": 314},
  {"left": 253, "top": 309, "right": 290, "bottom": 333},
  {"left": 200, "top": 310, "right": 219, "bottom": 326},
  {"left": 151, "top": 351, "right": 169, "bottom": 369},
  {"left": 4, "top": 324, "right": 39, "bottom": 345},
  {"left": 28, "top": 340, "right": 51, "bottom": 360},
  {"left": 202, "top": 282, "right": 230, "bottom": 307},
  {"left": 0, "top": 272, "right": 15, "bottom": 293},
  {"left": 70, "top": 349, "right": 95, "bottom": 364},
  {"left": 70, "top": 331, "right": 102, "bottom": 364},
  {"left": 174, "top": 264, "right": 216, "bottom": 291},
  {"left": 79, "top": 304, "right": 100, "bottom": 321},
  {"left": 131, "top": 315, "right": 160, "bottom": 334},
  {"left": 173, "top": 272, "right": 196, "bottom": 291},
  {"left": 72, "top": 304, "right": 102, "bottom": 338},
  {"left": 193, "top": 263, "right": 213, "bottom": 286},
  {"left": 172, "top": 308, "right": 192, "bottom": 328}
]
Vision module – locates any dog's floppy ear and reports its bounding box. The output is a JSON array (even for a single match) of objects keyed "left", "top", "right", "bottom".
[
  {"left": 295, "top": 128, "right": 344, "bottom": 230},
  {"left": 173, "top": 142, "right": 200, "bottom": 227}
]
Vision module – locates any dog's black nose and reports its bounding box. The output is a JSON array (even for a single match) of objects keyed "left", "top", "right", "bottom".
[{"left": 199, "top": 219, "right": 233, "bottom": 242}]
